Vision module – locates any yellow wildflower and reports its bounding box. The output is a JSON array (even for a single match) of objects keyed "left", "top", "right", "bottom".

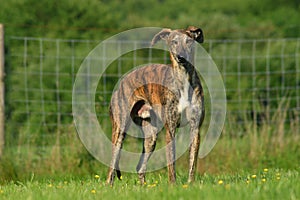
[
  {"left": 94, "top": 175, "right": 100, "bottom": 179},
  {"left": 182, "top": 184, "right": 188, "bottom": 188},
  {"left": 262, "top": 178, "right": 266, "bottom": 182},
  {"left": 147, "top": 184, "right": 157, "bottom": 188},
  {"left": 251, "top": 175, "right": 257, "bottom": 179},
  {"left": 263, "top": 168, "right": 268, "bottom": 172},
  {"left": 218, "top": 180, "right": 224, "bottom": 185},
  {"left": 91, "top": 189, "right": 96, "bottom": 194}
]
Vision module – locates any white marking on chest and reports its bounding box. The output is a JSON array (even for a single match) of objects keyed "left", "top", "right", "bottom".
[{"left": 177, "top": 77, "right": 191, "bottom": 113}]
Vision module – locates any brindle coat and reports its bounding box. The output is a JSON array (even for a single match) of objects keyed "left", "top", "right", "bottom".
[{"left": 106, "top": 26, "right": 205, "bottom": 185}]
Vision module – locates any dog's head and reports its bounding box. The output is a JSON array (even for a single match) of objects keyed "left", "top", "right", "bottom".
[{"left": 151, "top": 26, "right": 203, "bottom": 64}]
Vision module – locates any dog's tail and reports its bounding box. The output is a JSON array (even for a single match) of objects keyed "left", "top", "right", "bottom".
[{"left": 116, "top": 169, "right": 122, "bottom": 180}]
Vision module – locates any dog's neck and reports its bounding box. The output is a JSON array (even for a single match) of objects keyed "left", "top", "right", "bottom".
[{"left": 170, "top": 53, "right": 198, "bottom": 88}]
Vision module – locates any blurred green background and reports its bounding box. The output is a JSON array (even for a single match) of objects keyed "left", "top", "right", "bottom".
[
  {"left": 0, "top": 0, "right": 299, "bottom": 182},
  {"left": 1, "top": 0, "right": 300, "bottom": 39}
]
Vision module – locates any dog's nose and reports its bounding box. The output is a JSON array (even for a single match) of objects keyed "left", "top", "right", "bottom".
[
  {"left": 177, "top": 51, "right": 190, "bottom": 63},
  {"left": 177, "top": 55, "right": 186, "bottom": 64}
]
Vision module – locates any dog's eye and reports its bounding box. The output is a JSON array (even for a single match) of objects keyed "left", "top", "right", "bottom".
[{"left": 171, "top": 40, "right": 178, "bottom": 45}]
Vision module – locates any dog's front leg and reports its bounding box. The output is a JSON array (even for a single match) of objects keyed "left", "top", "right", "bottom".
[
  {"left": 164, "top": 105, "right": 179, "bottom": 183},
  {"left": 188, "top": 124, "right": 200, "bottom": 183},
  {"left": 165, "top": 124, "right": 176, "bottom": 183},
  {"left": 187, "top": 104, "right": 203, "bottom": 183}
]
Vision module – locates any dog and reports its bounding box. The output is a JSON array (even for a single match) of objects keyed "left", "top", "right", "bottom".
[{"left": 106, "top": 26, "right": 205, "bottom": 185}]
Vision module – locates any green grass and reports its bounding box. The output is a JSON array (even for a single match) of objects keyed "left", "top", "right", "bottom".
[{"left": 0, "top": 168, "right": 299, "bottom": 200}]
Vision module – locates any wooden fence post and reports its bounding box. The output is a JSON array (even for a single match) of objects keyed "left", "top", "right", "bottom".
[{"left": 0, "top": 24, "right": 5, "bottom": 158}]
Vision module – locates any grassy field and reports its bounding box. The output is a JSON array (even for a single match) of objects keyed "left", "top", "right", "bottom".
[
  {"left": 0, "top": 168, "right": 299, "bottom": 200},
  {"left": 1, "top": 109, "right": 299, "bottom": 200}
]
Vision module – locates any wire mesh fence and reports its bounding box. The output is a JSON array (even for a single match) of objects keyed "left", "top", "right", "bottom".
[{"left": 4, "top": 36, "right": 300, "bottom": 154}]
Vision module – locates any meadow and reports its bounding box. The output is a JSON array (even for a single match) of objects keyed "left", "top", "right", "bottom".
[
  {"left": 0, "top": 168, "right": 299, "bottom": 200},
  {"left": 1, "top": 118, "right": 299, "bottom": 199}
]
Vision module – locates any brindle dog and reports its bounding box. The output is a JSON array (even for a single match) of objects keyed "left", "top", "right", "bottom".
[{"left": 106, "top": 26, "right": 205, "bottom": 185}]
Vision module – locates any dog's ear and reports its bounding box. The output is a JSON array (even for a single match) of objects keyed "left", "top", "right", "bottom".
[
  {"left": 151, "top": 28, "right": 172, "bottom": 46},
  {"left": 186, "top": 26, "right": 204, "bottom": 43}
]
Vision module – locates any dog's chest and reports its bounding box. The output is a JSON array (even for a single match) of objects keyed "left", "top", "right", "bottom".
[{"left": 177, "top": 76, "right": 191, "bottom": 113}]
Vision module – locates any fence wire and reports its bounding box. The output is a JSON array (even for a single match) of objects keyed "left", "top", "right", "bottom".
[{"left": 5, "top": 36, "right": 300, "bottom": 145}]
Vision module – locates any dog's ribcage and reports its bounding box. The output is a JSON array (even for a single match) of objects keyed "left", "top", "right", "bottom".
[{"left": 110, "top": 64, "right": 192, "bottom": 130}]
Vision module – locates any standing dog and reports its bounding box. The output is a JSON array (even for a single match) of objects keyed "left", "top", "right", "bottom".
[{"left": 106, "top": 26, "right": 205, "bottom": 185}]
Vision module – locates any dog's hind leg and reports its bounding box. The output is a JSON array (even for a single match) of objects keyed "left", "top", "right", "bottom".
[
  {"left": 136, "top": 119, "right": 159, "bottom": 185},
  {"left": 106, "top": 124, "right": 126, "bottom": 186}
]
